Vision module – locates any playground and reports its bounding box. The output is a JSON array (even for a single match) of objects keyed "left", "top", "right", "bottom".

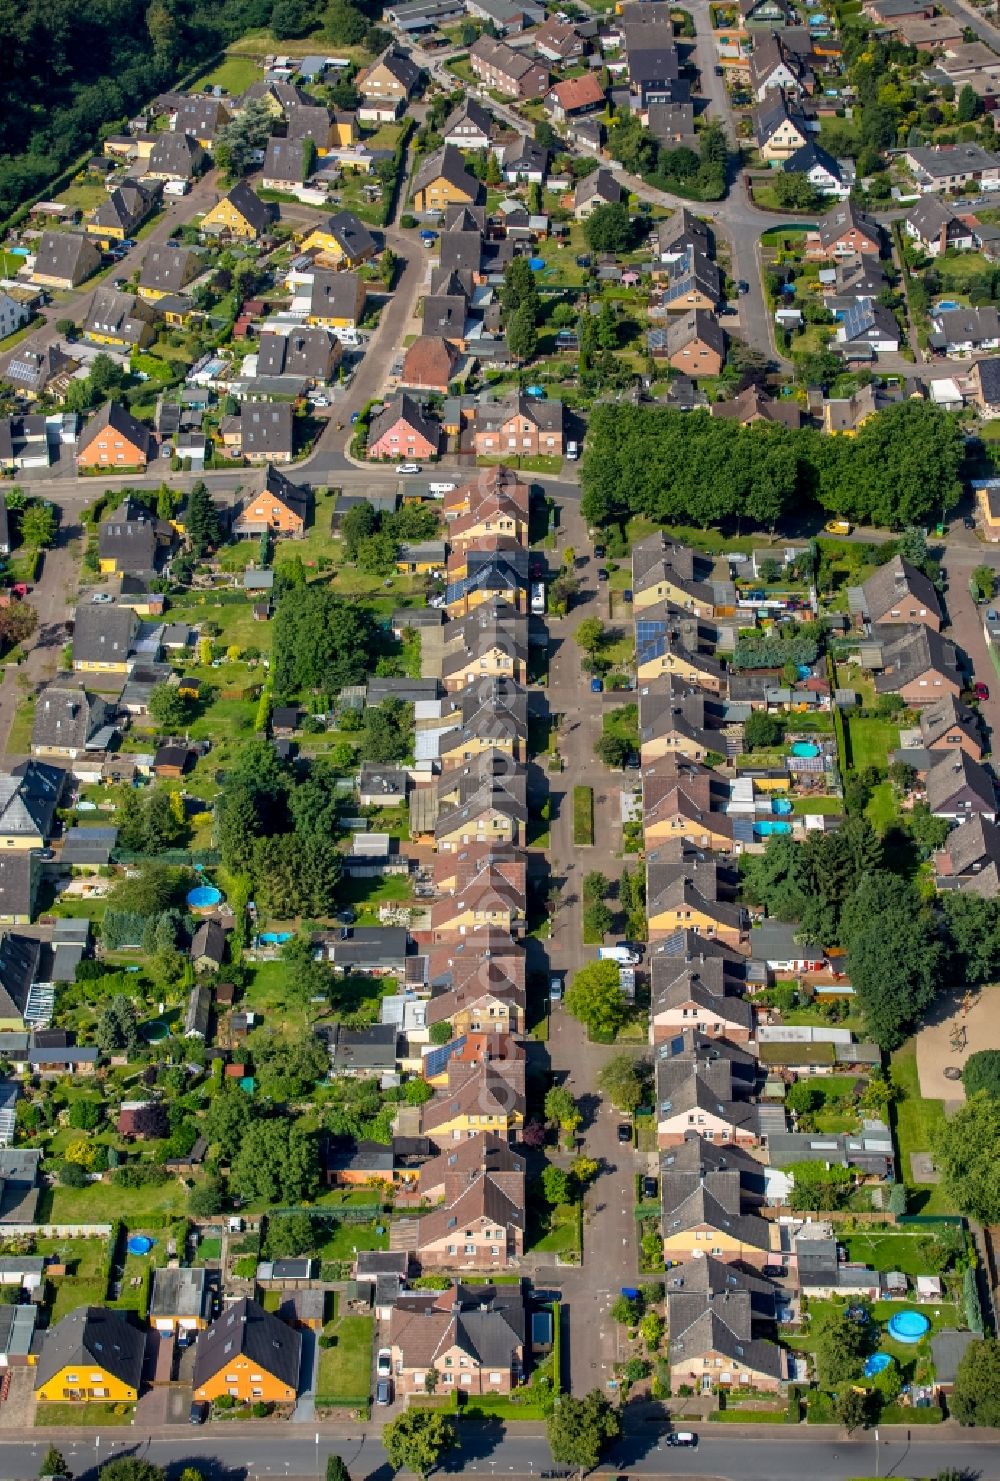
[{"left": 915, "top": 984, "right": 1000, "bottom": 1104}]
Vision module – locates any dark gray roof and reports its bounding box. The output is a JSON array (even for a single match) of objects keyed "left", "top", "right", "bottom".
[
  {"left": 331, "top": 1022, "right": 398, "bottom": 1071},
  {"left": 32, "top": 232, "right": 101, "bottom": 284},
  {"left": 0, "top": 763, "right": 64, "bottom": 843},
  {"left": 861, "top": 555, "right": 942, "bottom": 626},
  {"left": 0, "top": 933, "right": 40, "bottom": 1021},
  {"left": 61, "top": 826, "right": 118, "bottom": 865},
  {"left": 874, "top": 624, "right": 961, "bottom": 694},
  {"left": 148, "top": 132, "right": 204, "bottom": 177},
  {"left": 926, "top": 750, "right": 997, "bottom": 815},
  {"left": 316, "top": 209, "right": 377, "bottom": 260},
  {"left": 263, "top": 135, "right": 308, "bottom": 184},
  {"left": 35, "top": 1307, "right": 145, "bottom": 1392},
  {"left": 241, "top": 402, "right": 294, "bottom": 456},
  {"left": 79, "top": 402, "right": 156, "bottom": 463},
  {"left": 193, "top": 1297, "right": 301, "bottom": 1389},
  {"left": 32, "top": 685, "right": 112, "bottom": 753},
  {"left": 139, "top": 245, "right": 197, "bottom": 295},
  {"left": 257, "top": 327, "right": 339, "bottom": 379},
  {"left": 413, "top": 144, "right": 482, "bottom": 201},
  {"left": 98, "top": 506, "right": 162, "bottom": 574},
  {"left": 191, "top": 920, "right": 226, "bottom": 967},
  {"left": 930, "top": 1329, "right": 976, "bottom": 1385},
  {"left": 660, "top": 1135, "right": 770, "bottom": 1249},
  {"left": 150, "top": 1265, "right": 211, "bottom": 1321},
  {"left": 308, "top": 270, "right": 363, "bottom": 321},
  {"left": 0, "top": 855, "right": 36, "bottom": 923},
  {"left": 328, "top": 926, "right": 410, "bottom": 969},
  {"left": 72, "top": 602, "right": 137, "bottom": 667}
]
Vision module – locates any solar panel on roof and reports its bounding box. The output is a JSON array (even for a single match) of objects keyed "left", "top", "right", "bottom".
[{"left": 423, "top": 1033, "right": 467, "bottom": 1079}]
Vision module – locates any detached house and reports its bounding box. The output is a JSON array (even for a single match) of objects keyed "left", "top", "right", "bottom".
[
  {"left": 545, "top": 73, "right": 606, "bottom": 120},
  {"left": 35, "top": 1307, "right": 143, "bottom": 1404},
  {"left": 193, "top": 1298, "right": 300, "bottom": 1405},
  {"left": 412, "top": 146, "right": 483, "bottom": 214},
  {"left": 87, "top": 182, "right": 159, "bottom": 247},
  {"left": 752, "top": 91, "right": 809, "bottom": 162},
  {"left": 0, "top": 763, "right": 63, "bottom": 847},
  {"left": 30, "top": 233, "right": 101, "bottom": 290},
  {"left": 145, "top": 132, "right": 205, "bottom": 182},
  {"left": 233, "top": 466, "right": 309, "bottom": 538},
  {"left": 926, "top": 751, "right": 997, "bottom": 823},
  {"left": 367, "top": 393, "right": 441, "bottom": 462},
  {"left": 239, "top": 403, "right": 295, "bottom": 466},
  {"left": 442, "top": 98, "right": 494, "bottom": 150},
  {"left": 300, "top": 211, "right": 377, "bottom": 269},
  {"left": 574, "top": 168, "right": 623, "bottom": 219},
  {"left": 138, "top": 245, "right": 199, "bottom": 302},
  {"left": 307, "top": 271, "right": 367, "bottom": 331},
  {"left": 82, "top": 288, "right": 157, "bottom": 351},
  {"left": 358, "top": 46, "right": 422, "bottom": 121},
  {"left": 859, "top": 555, "right": 942, "bottom": 631},
  {"left": 31, "top": 685, "right": 113, "bottom": 760},
  {"left": 809, "top": 200, "right": 881, "bottom": 260},
  {"left": 659, "top": 309, "right": 725, "bottom": 376},
  {"left": 262, "top": 137, "right": 308, "bottom": 190},
  {"left": 201, "top": 181, "right": 276, "bottom": 239},
  {"left": 76, "top": 402, "right": 156, "bottom": 472},
  {"left": 905, "top": 196, "right": 974, "bottom": 257}
]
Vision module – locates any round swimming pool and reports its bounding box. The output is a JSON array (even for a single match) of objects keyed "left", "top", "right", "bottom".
[
  {"left": 791, "top": 743, "right": 820, "bottom": 757},
  {"left": 142, "top": 1019, "right": 168, "bottom": 1043},
  {"left": 864, "top": 1352, "right": 893, "bottom": 1377},
  {"left": 127, "top": 1235, "right": 154, "bottom": 1256},
  {"left": 187, "top": 885, "right": 223, "bottom": 912},
  {"left": 888, "top": 1310, "right": 930, "bottom": 1343}
]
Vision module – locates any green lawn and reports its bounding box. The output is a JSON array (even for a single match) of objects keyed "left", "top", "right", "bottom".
[
  {"left": 36, "top": 1402, "right": 135, "bottom": 1427},
  {"left": 573, "top": 785, "right": 594, "bottom": 847},
  {"left": 55, "top": 175, "right": 109, "bottom": 213},
  {"left": 316, "top": 1309, "right": 373, "bottom": 1406},
  {"left": 865, "top": 780, "right": 899, "bottom": 831},
  {"left": 844, "top": 715, "right": 900, "bottom": 771},
  {"left": 933, "top": 251, "right": 995, "bottom": 290},
  {"left": 317, "top": 1219, "right": 388, "bottom": 1259},
  {"left": 791, "top": 797, "right": 844, "bottom": 815},
  {"left": 844, "top": 1231, "right": 955, "bottom": 1277},
  {"left": 191, "top": 53, "right": 264, "bottom": 94},
  {"left": 891, "top": 1041, "right": 954, "bottom": 1214},
  {"left": 48, "top": 1177, "right": 190, "bottom": 1226},
  {"left": 243, "top": 959, "right": 310, "bottom": 1037},
  {"left": 529, "top": 1201, "right": 581, "bottom": 1256}
]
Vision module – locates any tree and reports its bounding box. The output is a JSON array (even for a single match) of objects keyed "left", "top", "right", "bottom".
[
  {"left": 786, "top": 1080, "right": 822, "bottom": 1115},
  {"left": 96, "top": 995, "right": 139, "bottom": 1054},
  {"left": 575, "top": 617, "right": 606, "bottom": 655},
  {"left": 952, "top": 1337, "right": 1000, "bottom": 1426},
  {"left": 598, "top": 1054, "right": 644, "bottom": 1112},
  {"left": 358, "top": 699, "right": 411, "bottom": 764},
  {"left": 639, "top": 1310, "right": 664, "bottom": 1351},
  {"left": 206, "top": 1091, "right": 260, "bottom": 1161},
  {"left": 963, "top": 1050, "right": 1000, "bottom": 1100},
  {"left": 272, "top": 585, "right": 377, "bottom": 699},
  {"left": 382, "top": 1409, "right": 456, "bottom": 1479},
  {"left": 841, "top": 872, "right": 942, "bottom": 1048},
  {"left": 254, "top": 832, "right": 342, "bottom": 917},
  {"left": 932, "top": 1092, "right": 1000, "bottom": 1221},
  {"left": 99, "top": 1464, "right": 166, "bottom": 1481},
  {"left": 542, "top": 1164, "right": 571, "bottom": 1204},
  {"left": 771, "top": 172, "right": 821, "bottom": 210},
  {"left": 785, "top": 1158, "right": 853, "bottom": 1211},
  {"left": 501, "top": 256, "right": 540, "bottom": 322},
  {"left": 583, "top": 201, "right": 635, "bottom": 254},
  {"left": 836, "top": 1387, "right": 872, "bottom": 1432},
  {"left": 595, "top": 732, "right": 631, "bottom": 768},
  {"left": 357, "top": 531, "right": 399, "bottom": 575},
  {"left": 583, "top": 902, "right": 613, "bottom": 938},
  {"left": 185, "top": 481, "right": 222, "bottom": 556},
  {"left": 958, "top": 82, "right": 981, "bottom": 121},
  {"left": 39, "top": 1447, "right": 70, "bottom": 1479},
  {"left": 265, "top": 1211, "right": 316, "bottom": 1258},
  {"left": 564, "top": 960, "right": 628, "bottom": 1040},
  {"left": 19, "top": 501, "right": 56, "bottom": 548},
  {"left": 324, "top": 0, "right": 370, "bottom": 43},
  {"left": 544, "top": 1085, "right": 582, "bottom": 1135},
  {"left": 189, "top": 1176, "right": 225, "bottom": 1217},
  {"left": 506, "top": 300, "right": 538, "bottom": 362},
  {"left": 972, "top": 563, "right": 995, "bottom": 601},
  {"left": 743, "top": 709, "right": 784, "bottom": 751},
  {"left": 326, "top": 1460, "right": 352, "bottom": 1481},
  {"left": 0, "top": 600, "right": 37, "bottom": 652},
  {"left": 340, "top": 500, "right": 380, "bottom": 559},
  {"left": 230, "top": 1119, "right": 319, "bottom": 1204},
  {"left": 68, "top": 1098, "right": 104, "bottom": 1130},
  {"left": 814, "top": 1305, "right": 872, "bottom": 1384},
  {"left": 149, "top": 682, "right": 192, "bottom": 731},
  {"left": 610, "top": 1294, "right": 640, "bottom": 1324},
  {"left": 546, "top": 1390, "right": 621, "bottom": 1471}
]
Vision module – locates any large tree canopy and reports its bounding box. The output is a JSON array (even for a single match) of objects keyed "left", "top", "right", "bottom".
[
  {"left": 580, "top": 401, "right": 964, "bottom": 532},
  {"left": 272, "top": 585, "right": 377, "bottom": 699}
]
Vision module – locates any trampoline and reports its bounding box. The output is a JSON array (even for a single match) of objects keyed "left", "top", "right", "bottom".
[
  {"left": 127, "top": 1235, "right": 154, "bottom": 1256},
  {"left": 888, "top": 1310, "right": 930, "bottom": 1343}
]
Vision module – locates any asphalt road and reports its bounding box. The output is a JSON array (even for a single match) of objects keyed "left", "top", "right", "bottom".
[{"left": 4, "top": 1422, "right": 1000, "bottom": 1481}]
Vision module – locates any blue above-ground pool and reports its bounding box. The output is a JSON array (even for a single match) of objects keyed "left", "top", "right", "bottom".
[
  {"left": 791, "top": 742, "right": 820, "bottom": 757},
  {"left": 187, "top": 884, "right": 222, "bottom": 911},
  {"left": 528, "top": 257, "right": 546, "bottom": 271},
  {"left": 935, "top": 299, "right": 960, "bottom": 313},
  {"left": 772, "top": 799, "right": 793, "bottom": 816},
  {"left": 755, "top": 821, "right": 792, "bottom": 837},
  {"left": 127, "top": 1235, "right": 154, "bottom": 1256},
  {"left": 888, "top": 1310, "right": 930, "bottom": 1343},
  {"left": 865, "top": 1353, "right": 893, "bottom": 1378}
]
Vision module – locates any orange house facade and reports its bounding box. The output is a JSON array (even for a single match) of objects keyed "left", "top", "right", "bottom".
[{"left": 192, "top": 1299, "right": 300, "bottom": 1406}]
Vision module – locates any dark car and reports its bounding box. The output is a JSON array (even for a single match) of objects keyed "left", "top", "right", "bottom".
[
  {"left": 189, "top": 1401, "right": 208, "bottom": 1425},
  {"left": 594, "top": 544, "right": 606, "bottom": 558},
  {"left": 597, "top": 567, "right": 609, "bottom": 582},
  {"left": 618, "top": 1122, "right": 632, "bottom": 1144},
  {"left": 376, "top": 1378, "right": 393, "bottom": 1406},
  {"left": 623, "top": 588, "right": 633, "bottom": 603},
  {"left": 642, "top": 1176, "right": 658, "bottom": 1200},
  {"left": 965, "top": 515, "right": 976, "bottom": 529}
]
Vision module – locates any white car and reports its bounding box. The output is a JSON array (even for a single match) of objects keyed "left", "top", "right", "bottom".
[
  {"left": 396, "top": 463, "right": 422, "bottom": 474},
  {"left": 377, "top": 1348, "right": 392, "bottom": 1377}
]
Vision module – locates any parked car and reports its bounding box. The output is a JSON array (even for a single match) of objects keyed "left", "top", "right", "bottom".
[
  {"left": 666, "top": 1432, "right": 697, "bottom": 1447},
  {"left": 376, "top": 1378, "right": 393, "bottom": 1406},
  {"left": 594, "top": 544, "right": 606, "bottom": 559},
  {"left": 964, "top": 515, "right": 976, "bottom": 529},
  {"left": 597, "top": 567, "right": 609, "bottom": 582},
  {"left": 377, "top": 1348, "right": 392, "bottom": 1377},
  {"left": 824, "top": 519, "right": 851, "bottom": 535},
  {"left": 189, "top": 1402, "right": 208, "bottom": 1425},
  {"left": 622, "top": 588, "right": 634, "bottom": 603},
  {"left": 591, "top": 678, "right": 603, "bottom": 693},
  {"left": 975, "top": 681, "right": 991, "bottom": 700},
  {"left": 642, "top": 1176, "right": 658, "bottom": 1200},
  {"left": 396, "top": 463, "right": 422, "bottom": 474},
  {"left": 617, "top": 1122, "right": 632, "bottom": 1144}
]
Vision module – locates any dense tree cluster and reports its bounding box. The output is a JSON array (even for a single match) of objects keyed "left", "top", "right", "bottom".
[
  {"left": 580, "top": 402, "right": 964, "bottom": 532},
  {"left": 608, "top": 112, "right": 727, "bottom": 200},
  {"left": 215, "top": 738, "right": 344, "bottom": 915},
  {"left": 272, "top": 585, "right": 377, "bottom": 699}
]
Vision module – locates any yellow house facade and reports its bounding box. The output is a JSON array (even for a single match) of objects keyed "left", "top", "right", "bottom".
[
  {"left": 662, "top": 1222, "right": 773, "bottom": 1267},
  {"left": 634, "top": 574, "right": 715, "bottom": 616},
  {"left": 436, "top": 808, "right": 524, "bottom": 852},
  {"left": 645, "top": 813, "right": 734, "bottom": 852},
  {"left": 637, "top": 649, "right": 725, "bottom": 693},
  {"left": 35, "top": 1308, "right": 143, "bottom": 1403},
  {"left": 647, "top": 900, "right": 738, "bottom": 940}
]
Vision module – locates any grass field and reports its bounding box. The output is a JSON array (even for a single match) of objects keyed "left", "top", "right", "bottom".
[
  {"left": 791, "top": 797, "right": 844, "bottom": 815},
  {"left": 36, "top": 1402, "right": 134, "bottom": 1427},
  {"left": 191, "top": 54, "right": 264, "bottom": 94},
  {"left": 573, "top": 785, "right": 594, "bottom": 847},
  {"left": 48, "top": 1176, "right": 190, "bottom": 1226},
  {"left": 844, "top": 715, "right": 900, "bottom": 771},
  {"left": 890, "top": 1040, "right": 954, "bottom": 1214},
  {"left": 316, "top": 1306, "right": 373, "bottom": 1406},
  {"left": 843, "top": 1230, "right": 954, "bottom": 1276},
  {"left": 529, "top": 1201, "right": 581, "bottom": 1256},
  {"left": 865, "top": 780, "right": 899, "bottom": 831},
  {"left": 54, "top": 176, "right": 109, "bottom": 213}
]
